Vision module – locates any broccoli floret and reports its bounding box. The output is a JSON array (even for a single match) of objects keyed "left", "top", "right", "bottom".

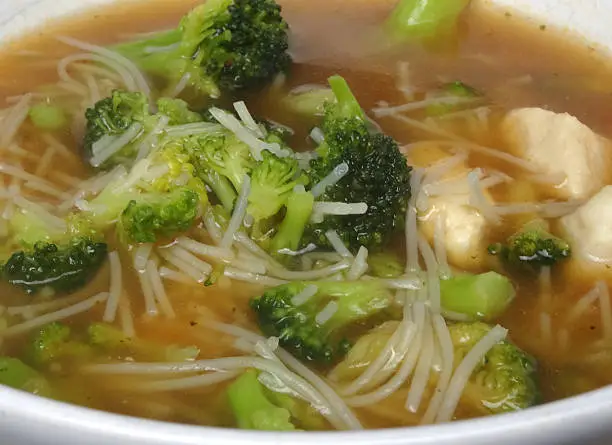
[
  {"left": 247, "top": 151, "right": 306, "bottom": 223},
  {"left": 84, "top": 90, "right": 153, "bottom": 169},
  {"left": 250, "top": 281, "right": 394, "bottom": 363},
  {"left": 488, "top": 219, "right": 571, "bottom": 271},
  {"left": 269, "top": 188, "right": 315, "bottom": 254},
  {"left": 119, "top": 187, "right": 200, "bottom": 244},
  {"left": 426, "top": 81, "right": 481, "bottom": 116},
  {"left": 27, "top": 322, "right": 92, "bottom": 367},
  {"left": 305, "top": 75, "right": 412, "bottom": 252},
  {"left": 0, "top": 356, "right": 52, "bottom": 396},
  {"left": 450, "top": 322, "right": 539, "bottom": 414},
  {"left": 384, "top": 0, "right": 471, "bottom": 42},
  {"left": 227, "top": 369, "right": 298, "bottom": 431},
  {"left": 440, "top": 272, "right": 515, "bottom": 321},
  {"left": 187, "top": 132, "right": 255, "bottom": 192},
  {"left": 85, "top": 137, "right": 208, "bottom": 242},
  {"left": 2, "top": 239, "right": 107, "bottom": 296},
  {"left": 156, "top": 97, "right": 204, "bottom": 125},
  {"left": 88, "top": 322, "right": 200, "bottom": 362},
  {"left": 113, "top": 0, "right": 291, "bottom": 98}
]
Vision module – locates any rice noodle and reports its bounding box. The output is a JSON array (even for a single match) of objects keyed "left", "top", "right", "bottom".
[
  {"left": 133, "top": 244, "right": 154, "bottom": 273},
  {"left": 203, "top": 208, "right": 224, "bottom": 245},
  {"left": 221, "top": 175, "right": 251, "bottom": 249},
  {"left": 137, "top": 270, "right": 158, "bottom": 317},
  {"left": 0, "top": 164, "right": 65, "bottom": 200},
  {"left": 540, "top": 312, "right": 552, "bottom": 345},
  {"left": 567, "top": 285, "right": 600, "bottom": 323},
  {"left": 325, "top": 229, "right": 353, "bottom": 258},
  {"left": 435, "top": 325, "right": 507, "bottom": 423},
  {"left": 312, "top": 202, "right": 368, "bottom": 220},
  {"left": 421, "top": 152, "right": 468, "bottom": 187},
  {"left": 417, "top": 236, "right": 440, "bottom": 312},
  {"left": 596, "top": 281, "right": 612, "bottom": 341},
  {"left": 118, "top": 294, "right": 135, "bottom": 338},
  {"left": 388, "top": 114, "right": 540, "bottom": 173},
  {"left": 7, "top": 294, "right": 85, "bottom": 317},
  {"left": 406, "top": 169, "right": 423, "bottom": 273},
  {"left": 135, "top": 115, "right": 170, "bottom": 161},
  {"left": 373, "top": 96, "right": 481, "bottom": 117},
  {"left": 42, "top": 134, "right": 79, "bottom": 163},
  {"left": 396, "top": 61, "right": 415, "bottom": 100},
  {"left": 346, "top": 302, "right": 426, "bottom": 407},
  {"left": 291, "top": 285, "right": 319, "bottom": 306},
  {"left": 309, "top": 127, "right": 325, "bottom": 144},
  {"left": 268, "top": 259, "right": 351, "bottom": 281},
  {"left": 159, "top": 267, "right": 196, "bottom": 285},
  {"left": 209, "top": 108, "right": 288, "bottom": 161},
  {"left": 433, "top": 216, "right": 451, "bottom": 279},
  {"left": 164, "top": 122, "right": 221, "bottom": 138},
  {"left": 311, "top": 163, "right": 349, "bottom": 198},
  {"left": 13, "top": 196, "right": 66, "bottom": 230},
  {"left": 207, "top": 322, "right": 362, "bottom": 430},
  {"left": 233, "top": 101, "right": 264, "bottom": 137},
  {"left": 405, "top": 311, "right": 435, "bottom": 413},
  {"left": 164, "top": 246, "right": 212, "bottom": 277},
  {"left": 176, "top": 236, "right": 235, "bottom": 263},
  {"left": 146, "top": 260, "right": 176, "bottom": 318},
  {"left": 467, "top": 170, "right": 501, "bottom": 224},
  {"left": 0, "top": 94, "right": 31, "bottom": 149},
  {"left": 169, "top": 72, "right": 191, "bottom": 98},
  {"left": 57, "top": 37, "right": 151, "bottom": 98},
  {"left": 346, "top": 246, "right": 369, "bottom": 280},
  {"left": 132, "top": 371, "right": 241, "bottom": 392},
  {"left": 315, "top": 301, "right": 339, "bottom": 325},
  {"left": 223, "top": 268, "right": 288, "bottom": 287},
  {"left": 57, "top": 53, "right": 137, "bottom": 92},
  {"left": 421, "top": 314, "right": 454, "bottom": 424},
  {"left": 339, "top": 321, "right": 417, "bottom": 397},
  {"left": 34, "top": 146, "right": 56, "bottom": 177},
  {"left": 103, "top": 251, "right": 123, "bottom": 323},
  {"left": 86, "top": 354, "right": 359, "bottom": 430},
  {"left": 90, "top": 123, "right": 143, "bottom": 167},
  {"left": 1, "top": 292, "right": 109, "bottom": 337}
]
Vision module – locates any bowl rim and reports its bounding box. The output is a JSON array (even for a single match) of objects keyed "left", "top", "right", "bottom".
[
  {"left": 1, "top": 0, "right": 612, "bottom": 443},
  {"left": 2, "top": 380, "right": 612, "bottom": 443}
]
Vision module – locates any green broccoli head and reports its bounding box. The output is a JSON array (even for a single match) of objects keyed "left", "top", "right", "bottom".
[
  {"left": 250, "top": 281, "right": 394, "bottom": 363},
  {"left": 450, "top": 322, "right": 539, "bottom": 414},
  {"left": 488, "top": 219, "right": 571, "bottom": 271},
  {"left": 2, "top": 238, "right": 107, "bottom": 296},
  {"left": 27, "top": 322, "right": 93, "bottom": 367},
  {"left": 247, "top": 151, "right": 306, "bottom": 222},
  {"left": 0, "top": 356, "right": 52, "bottom": 396},
  {"left": 187, "top": 132, "right": 255, "bottom": 193},
  {"left": 227, "top": 369, "right": 298, "bottom": 431},
  {"left": 88, "top": 322, "right": 199, "bottom": 362},
  {"left": 306, "top": 76, "right": 412, "bottom": 252},
  {"left": 113, "top": 0, "right": 291, "bottom": 98},
  {"left": 156, "top": 97, "right": 204, "bottom": 125},
  {"left": 84, "top": 90, "right": 152, "bottom": 169},
  {"left": 269, "top": 188, "right": 315, "bottom": 255},
  {"left": 119, "top": 187, "right": 200, "bottom": 244}
]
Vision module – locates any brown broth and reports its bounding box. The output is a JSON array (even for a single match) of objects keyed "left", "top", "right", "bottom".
[{"left": 0, "top": 0, "right": 611, "bottom": 430}]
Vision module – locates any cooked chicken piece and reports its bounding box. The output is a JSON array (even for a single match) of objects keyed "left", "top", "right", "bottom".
[
  {"left": 561, "top": 185, "right": 612, "bottom": 264},
  {"left": 503, "top": 107, "right": 612, "bottom": 200}
]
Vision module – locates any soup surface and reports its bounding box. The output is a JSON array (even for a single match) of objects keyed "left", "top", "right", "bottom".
[{"left": 0, "top": 0, "right": 612, "bottom": 431}]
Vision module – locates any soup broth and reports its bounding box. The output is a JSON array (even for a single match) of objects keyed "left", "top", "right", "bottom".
[{"left": 0, "top": 0, "right": 611, "bottom": 431}]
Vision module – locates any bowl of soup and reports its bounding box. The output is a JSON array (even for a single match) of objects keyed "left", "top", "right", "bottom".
[{"left": 1, "top": 0, "right": 612, "bottom": 444}]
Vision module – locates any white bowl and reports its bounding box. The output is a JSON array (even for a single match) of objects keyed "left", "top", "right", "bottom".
[{"left": 1, "top": 1, "right": 612, "bottom": 444}]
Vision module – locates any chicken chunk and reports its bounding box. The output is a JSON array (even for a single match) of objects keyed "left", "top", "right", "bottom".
[
  {"left": 560, "top": 185, "right": 612, "bottom": 264},
  {"left": 503, "top": 107, "right": 612, "bottom": 200},
  {"left": 408, "top": 144, "right": 490, "bottom": 270}
]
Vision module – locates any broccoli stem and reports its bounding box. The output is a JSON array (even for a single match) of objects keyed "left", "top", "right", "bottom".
[
  {"left": 202, "top": 170, "right": 237, "bottom": 212},
  {"left": 227, "top": 370, "right": 297, "bottom": 431},
  {"left": 270, "top": 190, "right": 314, "bottom": 254},
  {"left": 327, "top": 75, "right": 366, "bottom": 121},
  {"left": 440, "top": 272, "right": 515, "bottom": 321},
  {"left": 28, "top": 104, "right": 68, "bottom": 131},
  {"left": 385, "top": 0, "right": 470, "bottom": 41},
  {"left": 0, "top": 356, "right": 52, "bottom": 396}
]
